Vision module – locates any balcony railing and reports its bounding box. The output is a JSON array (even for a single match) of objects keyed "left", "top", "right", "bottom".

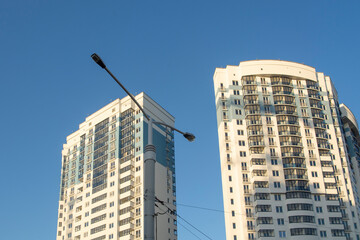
[
  {"left": 277, "top": 121, "right": 298, "bottom": 125},
  {"left": 279, "top": 131, "right": 301, "bottom": 136},
  {"left": 286, "top": 186, "right": 310, "bottom": 191},
  {"left": 282, "top": 152, "right": 305, "bottom": 157},
  {"left": 284, "top": 174, "right": 308, "bottom": 180},
  {"left": 283, "top": 163, "right": 307, "bottom": 168}
]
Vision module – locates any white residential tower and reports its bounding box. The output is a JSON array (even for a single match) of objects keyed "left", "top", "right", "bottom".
[
  {"left": 214, "top": 60, "right": 360, "bottom": 240},
  {"left": 56, "top": 92, "right": 178, "bottom": 240}
]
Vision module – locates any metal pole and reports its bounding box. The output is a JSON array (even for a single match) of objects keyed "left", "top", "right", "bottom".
[{"left": 144, "top": 119, "right": 156, "bottom": 240}]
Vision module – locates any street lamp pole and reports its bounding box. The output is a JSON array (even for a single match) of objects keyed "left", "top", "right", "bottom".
[{"left": 91, "top": 53, "right": 195, "bottom": 240}]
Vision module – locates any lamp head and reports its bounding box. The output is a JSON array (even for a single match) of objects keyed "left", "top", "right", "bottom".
[
  {"left": 91, "top": 53, "right": 106, "bottom": 69},
  {"left": 183, "top": 132, "right": 195, "bottom": 142}
]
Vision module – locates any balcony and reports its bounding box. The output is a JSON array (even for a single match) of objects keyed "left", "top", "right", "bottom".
[
  {"left": 273, "top": 91, "right": 294, "bottom": 96},
  {"left": 277, "top": 120, "right": 299, "bottom": 125},
  {"left": 280, "top": 142, "right": 302, "bottom": 147},
  {"left": 307, "top": 85, "right": 320, "bottom": 91},
  {"left": 243, "top": 80, "right": 257, "bottom": 86},
  {"left": 246, "top": 120, "right": 262, "bottom": 126},
  {"left": 244, "top": 90, "right": 258, "bottom": 95},
  {"left": 308, "top": 94, "right": 321, "bottom": 100},
  {"left": 314, "top": 123, "right": 327, "bottom": 129},
  {"left": 312, "top": 113, "right": 325, "bottom": 119},
  {"left": 283, "top": 163, "right": 307, "bottom": 169},
  {"left": 275, "top": 110, "right": 297, "bottom": 115},
  {"left": 249, "top": 141, "right": 265, "bottom": 147},
  {"left": 271, "top": 81, "right": 292, "bottom": 86},
  {"left": 286, "top": 186, "right": 310, "bottom": 191},
  {"left": 284, "top": 174, "right": 308, "bottom": 180},
  {"left": 244, "top": 100, "right": 259, "bottom": 105},
  {"left": 274, "top": 100, "right": 295, "bottom": 105},
  {"left": 310, "top": 104, "right": 322, "bottom": 110},
  {"left": 248, "top": 131, "right": 264, "bottom": 136},
  {"left": 245, "top": 110, "right": 261, "bottom": 115},
  {"left": 281, "top": 152, "right": 305, "bottom": 158},
  {"left": 278, "top": 131, "right": 301, "bottom": 136}
]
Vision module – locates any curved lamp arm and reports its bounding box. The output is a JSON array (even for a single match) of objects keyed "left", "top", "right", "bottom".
[{"left": 153, "top": 121, "right": 195, "bottom": 142}]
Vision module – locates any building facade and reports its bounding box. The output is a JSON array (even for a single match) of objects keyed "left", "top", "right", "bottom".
[
  {"left": 214, "top": 60, "right": 360, "bottom": 240},
  {"left": 56, "top": 93, "right": 177, "bottom": 240}
]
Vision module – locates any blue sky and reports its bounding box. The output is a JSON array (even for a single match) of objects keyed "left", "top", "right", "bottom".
[{"left": 1, "top": 1, "right": 360, "bottom": 239}]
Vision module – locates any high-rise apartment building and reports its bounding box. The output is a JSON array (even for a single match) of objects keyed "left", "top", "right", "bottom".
[
  {"left": 214, "top": 60, "right": 360, "bottom": 240},
  {"left": 56, "top": 92, "right": 177, "bottom": 240}
]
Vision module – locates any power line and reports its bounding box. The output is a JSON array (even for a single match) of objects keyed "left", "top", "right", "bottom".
[
  {"left": 156, "top": 204, "right": 203, "bottom": 240},
  {"left": 155, "top": 197, "right": 215, "bottom": 240}
]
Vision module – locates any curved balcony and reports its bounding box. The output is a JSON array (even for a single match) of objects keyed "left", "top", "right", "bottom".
[
  {"left": 308, "top": 94, "right": 321, "bottom": 100},
  {"left": 317, "top": 144, "right": 331, "bottom": 150},
  {"left": 314, "top": 122, "right": 327, "bottom": 129},
  {"left": 307, "top": 85, "right": 320, "bottom": 91},
  {"left": 246, "top": 120, "right": 262, "bottom": 126},
  {"left": 274, "top": 100, "right": 295, "bottom": 105},
  {"left": 245, "top": 110, "right": 261, "bottom": 116},
  {"left": 286, "top": 186, "right": 310, "bottom": 191},
  {"left": 283, "top": 163, "right": 307, "bottom": 169},
  {"left": 275, "top": 110, "right": 297, "bottom": 116},
  {"left": 280, "top": 142, "right": 303, "bottom": 147},
  {"left": 243, "top": 90, "right": 258, "bottom": 96},
  {"left": 249, "top": 141, "right": 265, "bottom": 148},
  {"left": 244, "top": 100, "right": 259, "bottom": 106},
  {"left": 248, "top": 131, "right": 264, "bottom": 137},
  {"left": 242, "top": 80, "right": 257, "bottom": 86},
  {"left": 273, "top": 91, "right": 294, "bottom": 96},
  {"left": 310, "top": 103, "right": 322, "bottom": 110},
  {"left": 271, "top": 81, "right": 292, "bottom": 87},
  {"left": 277, "top": 120, "right": 299, "bottom": 126},
  {"left": 315, "top": 133, "right": 328, "bottom": 139},
  {"left": 279, "top": 131, "right": 301, "bottom": 136},
  {"left": 285, "top": 174, "right": 308, "bottom": 180},
  {"left": 312, "top": 113, "right": 325, "bottom": 120},
  {"left": 282, "top": 152, "right": 305, "bottom": 158}
]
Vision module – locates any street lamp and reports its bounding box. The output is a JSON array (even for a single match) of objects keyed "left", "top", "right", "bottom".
[{"left": 91, "top": 53, "right": 195, "bottom": 240}]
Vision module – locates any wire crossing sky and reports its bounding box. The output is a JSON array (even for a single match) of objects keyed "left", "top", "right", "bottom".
[{"left": 1, "top": 1, "right": 360, "bottom": 239}]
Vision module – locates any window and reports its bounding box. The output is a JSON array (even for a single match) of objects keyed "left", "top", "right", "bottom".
[
  {"left": 274, "top": 194, "right": 281, "bottom": 201},
  {"left": 230, "top": 187, "right": 233, "bottom": 193},
  {"left": 311, "top": 172, "right": 318, "bottom": 177},
  {"left": 228, "top": 165, "right": 231, "bottom": 170},
  {"left": 230, "top": 199, "right": 234, "bottom": 205},
  {"left": 316, "top": 207, "right": 323, "bottom": 213},
  {"left": 318, "top": 218, "right": 325, "bottom": 225},
  {"left": 237, "top": 130, "right": 244, "bottom": 135},
  {"left": 233, "top": 90, "right": 240, "bottom": 95},
  {"left": 233, "top": 223, "right": 236, "bottom": 229},
  {"left": 313, "top": 183, "right": 320, "bottom": 189},
  {"left": 276, "top": 206, "right": 283, "bottom": 213},
  {"left": 279, "top": 231, "right": 286, "bottom": 238},
  {"left": 277, "top": 218, "right": 284, "bottom": 225},
  {"left": 239, "top": 151, "right": 246, "bottom": 157},
  {"left": 109, "top": 212, "right": 114, "bottom": 218},
  {"left": 229, "top": 176, "right": 232, "bottom": 181},
  {"left": 234, "top": 99, "right": 241, "bottom": 105},
  {"left": 235, "top": 109, "right": 241, "bottom": 115},
  {"left": 320, "top": 231, "right": 327, "bottom": 237},
  {"left": 238, "top": 140, "right": 245, "bottom": 146},
  {"left": 274, "top": 182, "right": 281, "bottom": 188},
  {"left": 272, "top": 171, "right": 279, "bottom": 177},
  {"left": 236, "top": 120, "right": 243, "bottom": 125},
  {"left": 271, "top": 159, "right": 278, "bottom": 165}
]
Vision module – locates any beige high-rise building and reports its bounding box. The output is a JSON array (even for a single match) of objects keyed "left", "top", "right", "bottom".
[
  {"left": 56, "top": 93, "right": 178, "bottom": 240},
  {"left": 214, "top": 60, "right": 360, "bottom": 240}
]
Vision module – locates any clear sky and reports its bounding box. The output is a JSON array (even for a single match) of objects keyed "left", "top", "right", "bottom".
[{"left": 1, "top": 1, "right": 360, "bottom": 239}]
